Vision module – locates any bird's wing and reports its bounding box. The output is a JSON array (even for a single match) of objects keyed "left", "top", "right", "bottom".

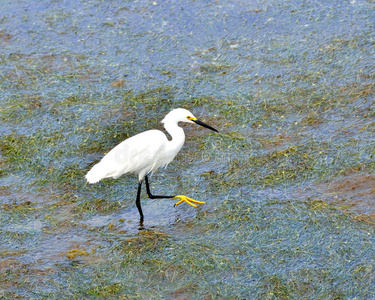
[{"left": 86, "top": 130, "right": 167, "bottom": 183}]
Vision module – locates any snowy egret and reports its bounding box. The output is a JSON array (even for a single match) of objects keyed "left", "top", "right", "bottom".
[{"left": 86, "top": 108, "right": 218, "bottom": 224}]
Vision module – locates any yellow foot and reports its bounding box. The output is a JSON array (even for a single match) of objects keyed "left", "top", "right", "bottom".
[{"left": 173, "top": 195, "right": 205, "bottom": 208}]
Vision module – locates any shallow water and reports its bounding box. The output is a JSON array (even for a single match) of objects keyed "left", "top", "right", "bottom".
[{"left": 1, "top": 0, "right": 375, "bottom": 298}]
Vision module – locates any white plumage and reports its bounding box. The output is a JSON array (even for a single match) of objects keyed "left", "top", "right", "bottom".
[
  {"left": 86, "top": 108, "right": 190, "bottom": 183},
  {"left": 86, "top": 130, "right": 174, "bottom": 183},
  {"left": 85, "top": 108, "right": 218, "bottom": 223}
]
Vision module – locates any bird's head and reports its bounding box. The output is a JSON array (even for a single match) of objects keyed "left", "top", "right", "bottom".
[{"left": 162, "top": 108, "right": 218, "bottom": 132}]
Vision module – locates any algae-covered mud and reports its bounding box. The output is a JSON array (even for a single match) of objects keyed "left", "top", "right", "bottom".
[{"left": 1, "top": 0, "right": 375, "bottom": 298}]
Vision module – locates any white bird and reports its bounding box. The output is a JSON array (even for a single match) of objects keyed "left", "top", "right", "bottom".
[{"left": 86, "top": 108, "right": 218, "bottom": 224}]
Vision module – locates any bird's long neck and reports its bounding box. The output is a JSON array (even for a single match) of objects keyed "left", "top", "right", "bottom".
[{"left": 164, "top": 121, "right": 185, "bottom": 156}]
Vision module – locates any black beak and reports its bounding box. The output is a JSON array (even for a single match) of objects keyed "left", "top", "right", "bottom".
[{"left": 193, "top": 119, "right": 218, "bottom": 132}]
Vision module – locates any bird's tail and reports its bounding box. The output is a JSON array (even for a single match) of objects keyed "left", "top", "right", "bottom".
[{"left": 86, "top": 162, "right": 108, "bottom": 184}]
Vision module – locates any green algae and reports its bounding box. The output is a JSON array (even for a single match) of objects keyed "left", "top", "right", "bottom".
[{"left": 0, "top": 0, "right": 375, "bottom": 299}]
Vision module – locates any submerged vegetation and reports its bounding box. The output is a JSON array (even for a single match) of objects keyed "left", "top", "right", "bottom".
[{"left": 1, "top": 0, "right": 375, "bottom": 298}]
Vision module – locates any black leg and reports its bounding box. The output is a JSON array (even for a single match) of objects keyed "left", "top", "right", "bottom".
[
  {"left": 144, "top": 175, "right": 175, "bottom": 199},
  {"left": 135, "top": 181, "right": 144, "bottom": 224},
  {"left": 142, "top": 175, "right": 205, "bottom": 213}
]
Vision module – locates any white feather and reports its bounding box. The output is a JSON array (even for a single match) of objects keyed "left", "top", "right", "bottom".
[{"left": 86, "top": 108, "right": 197, "bottom": 183}]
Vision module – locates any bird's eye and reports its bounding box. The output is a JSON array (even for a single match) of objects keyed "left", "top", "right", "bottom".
[{"left": 187, "top": 116, "right": 192, "bottom": 120}]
